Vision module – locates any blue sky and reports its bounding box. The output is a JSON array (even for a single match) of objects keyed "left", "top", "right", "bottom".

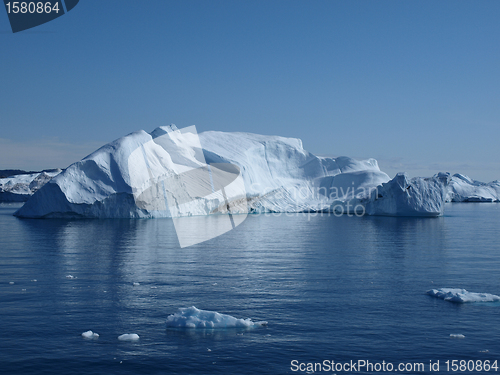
[{"left": 1, "top": 0, "right": 499, "bottom": 181}]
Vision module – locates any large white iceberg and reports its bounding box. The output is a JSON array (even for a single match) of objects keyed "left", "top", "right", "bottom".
[
  {"left": 166, "top": 306, "right": 267, "bottom": 329},
  {"left": 14, "top": 125, "right": 448, "bottom": 218},
  {"left": 427, "top": 288, "right": 500, "bottom": 303}
]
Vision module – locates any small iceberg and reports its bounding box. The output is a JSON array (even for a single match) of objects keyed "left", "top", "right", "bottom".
[
  {"left": 166, "top": 306, "right": 268, "bottom": 329},
  {"left": 427, "top": 288, "right": 500, "bottom": 303},
  {"left": 81, "top": 330, "right": 99, "bottom": 339},
  {"left": 450, "top": 334, "right": 465, "bottom": 339},
  {"left": 118, "top": 333, "right": 140, "bottom": 341},
  {"left": 66, "top": 275, "right": 76, "bottom": 279}
]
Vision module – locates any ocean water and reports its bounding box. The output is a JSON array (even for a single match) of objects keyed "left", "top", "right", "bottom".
[{"left": 1, "top": 203, "right": 499, "bottom": 374}]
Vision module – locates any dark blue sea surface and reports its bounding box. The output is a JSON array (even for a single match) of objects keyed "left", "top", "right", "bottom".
[{"left": 1, "top": 203, "right": 499, "bottom": 374}]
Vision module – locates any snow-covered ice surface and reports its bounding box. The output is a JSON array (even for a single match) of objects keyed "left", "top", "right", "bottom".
[
  {"left": 166, "top": 306, "right": 267, "bottom": 329},
  {"left": 0, "top": 170, "right": 61, "bottom": 202},
  {"left": 14, "top": 126, "right": 453, "bottom": 218},
  {"left": 437, "top": 172, "right": 500, "bottom": 202},
  {"left": 118, "top": 334, "right": 140, "bottom": 341},
  {"left": 427, "top": 288, "right": 500, "bottom": 303}
]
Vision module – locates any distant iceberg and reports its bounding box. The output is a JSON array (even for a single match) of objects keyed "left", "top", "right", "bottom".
[
  {"left": 0, "top": 170, "right": 61, "bottom": 202},
  {"left": 14, "top": 126, "right": 451, "bottom": 218},
  {"left": 427, "top": 288, "right": 500, "bottom": 303},
  {"left": 166, "top": 306, "right": 267, "bottom": 329},
  {"left": 436, "top": 172, "right": 500, "bottom": 202}
]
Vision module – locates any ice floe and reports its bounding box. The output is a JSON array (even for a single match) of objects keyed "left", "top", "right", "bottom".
[
  {"left": 166, "top": 306, "right": 267, "bottom": 329},
  {"left": 81, "top": 330, "right": 99, "bottom": 339},
  {"left": 427, "top": 288, "right": 500, "bottom": 303},
  {"left": 118, "top": 333, "right": 140, "bottom": 341}
]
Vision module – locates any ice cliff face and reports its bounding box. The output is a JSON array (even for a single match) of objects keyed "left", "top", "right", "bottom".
[
  {"left": 0, "top": 170, "right": 61, "bottom": 202},
  {"left": 363, "top": 173, "right": 450, "bottom": 216},
  {"left": 15, "top": 126, "right": 450, "bottom": 218}
]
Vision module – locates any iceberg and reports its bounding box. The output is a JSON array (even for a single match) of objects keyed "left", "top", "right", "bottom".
[
  {"left": 14, "top": 126, "right": 449, "bottom": 219},
  {"left": 427, "top": 288, "right": 500, "bottom": 303},
  {"left": 166, "top": 306, "right": 267, "bottom": 329},
  {"left": 362, "top": 173, "right": 450, "bottom": 217},
  {"left": 437, "top": 172, "right": 500, "bottom": 202},
  {"left": 0, "top": 170, "right": 61, "bottom": 202}
]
